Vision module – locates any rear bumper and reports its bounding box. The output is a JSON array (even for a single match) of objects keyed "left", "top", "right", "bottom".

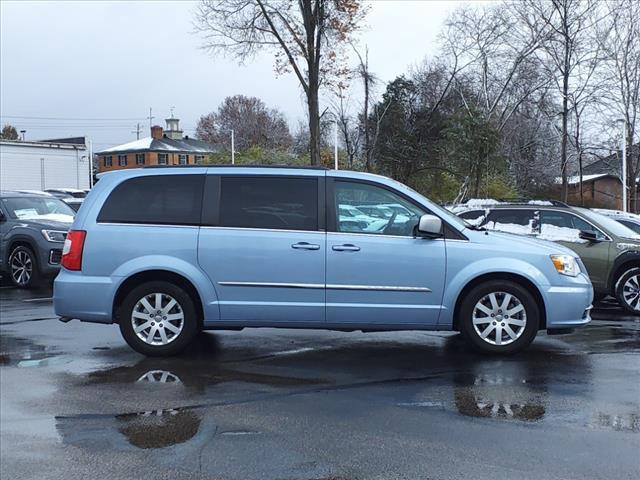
[
  {"left": 543, "top": 275, "right": 593, "bottom": 330},
  {"left": 53, "top": 270, "right": 116, "bottom": 324}
]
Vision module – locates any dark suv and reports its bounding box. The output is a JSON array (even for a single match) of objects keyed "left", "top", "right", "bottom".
[
  {"left": 0, "top": 191, "right": 75, "bottom": 287},
  {"left": 456, "top": 201, "right": 640, "bottom": 314}
]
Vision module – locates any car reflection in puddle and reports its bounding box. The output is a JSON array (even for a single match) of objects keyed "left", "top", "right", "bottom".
[{"left": 0, "top": 335, "right": 67, "bottom": 367}]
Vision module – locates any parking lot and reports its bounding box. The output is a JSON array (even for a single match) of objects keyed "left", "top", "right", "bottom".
[{"left": 1, "top": 284, "right": 639, "bottom": 480}]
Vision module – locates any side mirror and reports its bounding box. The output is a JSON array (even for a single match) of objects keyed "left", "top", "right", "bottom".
[
  {"left": 415, "top": 214, "right": 443, "bottom": 238},
  {"left": 579, "top": 230, "right": 600, "bottom": 242}
]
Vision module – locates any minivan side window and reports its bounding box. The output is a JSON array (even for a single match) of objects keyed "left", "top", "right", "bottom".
[
  {"left": 219, "top": 176, "right": 318, "bottom": 231},
  {"left": 97, "top": 175, "right": 204, "bottom": 225},
  {"left": 334, "top": 181, "right": 424, "bottom": 236}
]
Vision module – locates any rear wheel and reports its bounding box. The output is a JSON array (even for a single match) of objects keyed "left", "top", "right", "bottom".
[
  {"left": 615, "top": 267, "right": 640, "bottom": 315},
  {"left": 459, "top": 280, "right": 539, "bottom": 354},
  {"left": 118, "top": 281, "right": 199, "bottom": 356},
  {"left": 8, "top": 246, "right": 40, "bottom": 288}
]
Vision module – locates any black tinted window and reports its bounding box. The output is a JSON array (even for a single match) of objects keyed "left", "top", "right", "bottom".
[
  {"left": 487, "top": 209, "right": 534, "bottom": 226},
  {"left": 459, "top": 210, "right": 485, "bottom": 221},
  {"left": 619, "top": 219, "right": 640, "bottom": 234},
  {"left": 98, "top": 175, "right": 204, "bottom": 225},
  {"left": 219, "top": 176, "right": 318, "bottom": 231}
]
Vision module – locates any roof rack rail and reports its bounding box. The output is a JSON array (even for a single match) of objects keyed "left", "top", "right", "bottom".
[
  {"left": 461, "top": 198, "right": 570, "bottom": 208},
  {"left": 142, "top": 164, "right": 328, "bottom": 170}
]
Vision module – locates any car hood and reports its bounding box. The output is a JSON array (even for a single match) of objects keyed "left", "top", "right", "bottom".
[
  {"left": 464, "top": 228, "right": 578, "bottom": 256},
  {"left": 16, "top": 216, "right": 73, "bottom": 231}
]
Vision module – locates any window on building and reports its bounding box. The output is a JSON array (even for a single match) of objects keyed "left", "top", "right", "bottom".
[
  {"left": 97, "top": 175, "right": 205, "bottom": 225},
  {"left": 135, "top": 153, "right": 145, "bottom": 165},
  {"left": 118, "top": 154, "right": 127, "bottom": 166},
  {"left": 179, "top": 154, "right": 188, "bottom": 165},
  {"left": 218, "top": 176, "right": 318, "bottom": 231},
  {"left": 103, "top": 156, "right": 113, "bottom": 167},
  {"left": 158, "top": 153, "right": 168, "bottom": 165},
  {"left": 195, "top": 155, "right": 205, "bottom": 164}
]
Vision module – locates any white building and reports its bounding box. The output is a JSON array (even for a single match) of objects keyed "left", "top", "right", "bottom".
[{"left": 0, "top": 137, "right": 91, "bottom": 191}]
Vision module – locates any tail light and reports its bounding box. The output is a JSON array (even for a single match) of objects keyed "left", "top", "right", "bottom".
[{"left": 61, "top": 230, "right": 86, "bottom": 271}]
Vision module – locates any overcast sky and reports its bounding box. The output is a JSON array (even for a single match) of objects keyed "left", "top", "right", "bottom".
[{"left": 0, "top": 0, "right": 464, "bottom": 150}]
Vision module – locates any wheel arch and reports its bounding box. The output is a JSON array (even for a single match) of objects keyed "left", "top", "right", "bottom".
[
  {"left": 112, "top": 270, "right": 205, "bottom": 327},
  {"left": 451, "top": 272, "right": 547, "bottom": 331},
  {"left": 608, "top": 251, "right": 640, "bottom": 294}
]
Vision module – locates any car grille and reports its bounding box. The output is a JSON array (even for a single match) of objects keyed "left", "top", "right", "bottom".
[{"left": 49, "top": 249, "right": 62, "bottom": 265}]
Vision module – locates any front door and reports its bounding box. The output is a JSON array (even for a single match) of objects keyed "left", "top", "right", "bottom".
[
  {"left": 198, "top": 173, "right": 326, "bottom": 324},
  {"left": 325, "top": 178, "right": 446, "bottom": 326}
]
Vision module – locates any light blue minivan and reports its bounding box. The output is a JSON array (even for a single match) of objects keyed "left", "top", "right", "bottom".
[{"left": 54, "top": 166, "right": 592, "bottom": 356}]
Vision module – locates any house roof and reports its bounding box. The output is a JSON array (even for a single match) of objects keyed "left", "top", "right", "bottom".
[
  {"left": 582, "top": 143, "right": 640, "bottom": 176},
  {"left": 554, "top": 173, "right": 617, "bottom": 185},
  {"left": 96, "top": 136, "right": 219, "bottom": 155}
]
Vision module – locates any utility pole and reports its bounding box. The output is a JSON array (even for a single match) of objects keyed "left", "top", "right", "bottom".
[
  {"left": 131, "top": 123, "right": 142, "bottom": 140},
  {"left": 231, "top": 129, "right": 235, "bottom": 165}
]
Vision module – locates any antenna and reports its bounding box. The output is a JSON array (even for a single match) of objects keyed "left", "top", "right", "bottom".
[{"left": 148, "top": 107, "right": 155, "bottom": 129}]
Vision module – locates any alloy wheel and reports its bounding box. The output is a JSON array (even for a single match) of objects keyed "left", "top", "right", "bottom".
[
  {"left": 131, "top": 293, "right": 185, "bottom": 346},
  {"left": 10, "top": 250, "right": 33, "bottom": 286},
  {"left": 621, "top": 273, "right": 640, "bottom": 311},
  {"left": 472, "top": 292, "right": 527, "bottom": 346}
]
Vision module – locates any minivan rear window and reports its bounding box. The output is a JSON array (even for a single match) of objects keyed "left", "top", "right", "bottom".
[
  {"left": 219, "top": 176, "right": 318, "bottom": 231},
  {"left": 97, "top": 174, "right": 204, "bottom": 225}
]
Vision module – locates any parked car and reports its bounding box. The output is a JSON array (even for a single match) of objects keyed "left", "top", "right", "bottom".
[
  {"left": 0, "top": 191, "right": 75, "bottom": 287},
  {"left": 62, "top": 197, "right": 84, "bottom": 212},
  {"left": 456, "top": 201, "right": 640, "bottom": 314},
  {"left": 593, "top": 209, "right": 640, "bottom": 235},
  {"left": 45, "top": 188, "right": 87, "bottom": 199},
  {"left": 54, "top": 167, "right": 592, "bottom": 356}
]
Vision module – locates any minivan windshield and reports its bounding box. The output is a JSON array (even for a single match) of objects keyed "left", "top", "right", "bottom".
[
  {"left": 575, "top": 207, "right": 640, "bottom": 240},
  {"left": 2, "top": 196, "right": 75, "bottom": 222}
]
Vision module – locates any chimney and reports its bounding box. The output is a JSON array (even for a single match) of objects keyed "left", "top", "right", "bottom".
[{"left": 151, "top": 125, "right": 163, "bottom": 139}]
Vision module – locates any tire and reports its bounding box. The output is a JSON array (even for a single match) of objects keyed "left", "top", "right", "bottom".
[
  {"left": 118, "top": 281, "right": 200, "bottom": 356},
  {"left": 8, "top": 245, "right": 40, "bottom": 288},
  {"left": 614, "top": 267, "right": 640, "bottom": 315},
  {"left": 458, "top": 280, "right": 540, "bottom": 355}
]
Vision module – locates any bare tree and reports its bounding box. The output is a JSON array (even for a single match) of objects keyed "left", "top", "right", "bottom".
[
  {"left": 332, "top": 86, "right": 361, "bottom": 169},
  {"left": 196, "top": 95, "right": 292, "bottom": 151},
  {"left": 194, "top": 0, "right": 367, "bottom": 165},
  {"left": 523, "top": 0, "right": 602, "bottom": 202},
  {"left": 598, "top": 0, "right": 640, "bottom": 211}
]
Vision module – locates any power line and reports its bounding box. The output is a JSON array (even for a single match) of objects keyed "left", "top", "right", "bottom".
[{"left": 0, "top": 115, "right": 148, "bottom": 121}]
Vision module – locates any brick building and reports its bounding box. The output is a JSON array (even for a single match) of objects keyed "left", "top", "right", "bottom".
[{"left": 96, "top": 117, "right": 218, "bottom": 173}]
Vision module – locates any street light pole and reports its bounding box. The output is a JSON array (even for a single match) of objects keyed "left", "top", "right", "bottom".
[
  {"left": 617, "top": 119, "right": 628, "bottom": 212},
  {"left": 231, "top": 129, "right": 235, "bottom": 165},
  {"left": 334, "top": 120, "right": 338, "bottom": 170}
]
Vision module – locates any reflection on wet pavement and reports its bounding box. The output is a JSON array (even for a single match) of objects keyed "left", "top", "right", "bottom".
[{"left": 2, "top": 286, "right": 639, "bottom": 479}]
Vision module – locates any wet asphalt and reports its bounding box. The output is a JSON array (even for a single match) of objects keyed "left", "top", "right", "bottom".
[{"left": 1, "top": 285, "right": 639, "bottom": 480}]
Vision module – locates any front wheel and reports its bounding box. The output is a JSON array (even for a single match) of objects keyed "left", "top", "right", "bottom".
[
  {"left": 8, "top": 246, "right": 40, "bottom": 288},
  {"left": 615, "top": 267, "right": 640, "bottom": 315},
  {"left": 118, "top": 281, "right": 200, "bottom": 356},
  {"left": 459, "top": 280, "right": 540, "bottom": 355}
]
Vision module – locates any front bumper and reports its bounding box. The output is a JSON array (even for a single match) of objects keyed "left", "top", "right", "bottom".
[{"left": 543, "top": 273, "right": 593, "bottom": 330}]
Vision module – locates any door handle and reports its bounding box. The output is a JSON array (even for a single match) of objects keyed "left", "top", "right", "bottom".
[
  {"left": 291, "top": 242, "right": 320, "bottom": 250},
  {"left": 332, "top": 244, "right": 360, "bottom": 252}
]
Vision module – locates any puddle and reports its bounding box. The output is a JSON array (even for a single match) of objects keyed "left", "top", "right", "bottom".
[{"left": 18, "top": 356, "right": 72, "bottom": 368}]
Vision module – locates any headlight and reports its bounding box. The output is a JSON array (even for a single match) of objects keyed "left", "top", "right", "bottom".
[
  {"left": 550, "top": 254, "right": 580, "bottom": 277},
  {"left": 41, "top": 230, "right": 67, "bottom": 243}
]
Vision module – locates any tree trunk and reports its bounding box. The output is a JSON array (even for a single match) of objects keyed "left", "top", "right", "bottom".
[{"left": 307, "top": 85, "right": 321, "bottom": 166}]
